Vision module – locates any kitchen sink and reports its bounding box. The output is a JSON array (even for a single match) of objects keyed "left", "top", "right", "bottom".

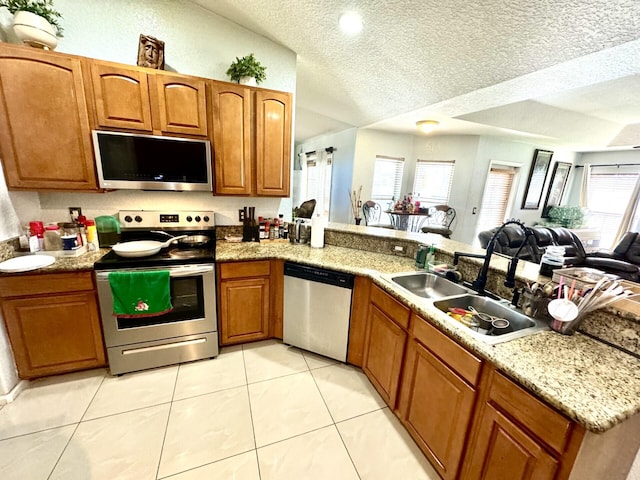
[
  {"left": 387, "top": 272, "right": 471, "bottom": 299},
  {"left": 433, "top": 294, "right": 548, "bottom": 344}
]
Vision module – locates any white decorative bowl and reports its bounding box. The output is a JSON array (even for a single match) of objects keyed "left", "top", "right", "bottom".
[{"left": 13, "top": 10, "right": 58, "bottom": 50}]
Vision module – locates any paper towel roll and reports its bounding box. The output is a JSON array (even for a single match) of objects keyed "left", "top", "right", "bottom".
[{"left": 310, "top": 214, "right": 326, "bottom": 248}]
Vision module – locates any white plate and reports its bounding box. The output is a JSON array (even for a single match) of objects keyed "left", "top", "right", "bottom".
[{"left": 0, "top": 255, "right": 55, "bottom": 273}]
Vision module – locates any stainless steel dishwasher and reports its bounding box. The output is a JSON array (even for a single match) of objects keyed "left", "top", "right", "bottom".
[{"left": 283, "top": 261, "right": 355, "bottom": 362}]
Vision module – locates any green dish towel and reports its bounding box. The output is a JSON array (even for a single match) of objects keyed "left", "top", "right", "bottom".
[{"left": 108, "top": 270, "right": 172, "bottom": 317}]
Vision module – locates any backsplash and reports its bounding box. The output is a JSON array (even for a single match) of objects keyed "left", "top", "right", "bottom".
[{"left": 0, "top": 238, "right": 18, "bottom": 262}]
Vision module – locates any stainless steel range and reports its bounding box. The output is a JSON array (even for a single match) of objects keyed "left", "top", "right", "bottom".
[{"left": 94, "top": 210, "right": 218, "bottom": 375}]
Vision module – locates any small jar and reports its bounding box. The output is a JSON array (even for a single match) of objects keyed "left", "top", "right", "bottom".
[
  {"left": 60, "top": 222, "right": 80, "bottom": 250},
  {"left": 43, "top": 224, "right": 62, "bottom": 251},
  {"left": 540, "top": 246, "right": 565, "bottom": 276}
]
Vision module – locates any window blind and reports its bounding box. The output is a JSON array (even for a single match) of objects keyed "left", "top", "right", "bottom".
[
  {"left": 413, "top": 160, "right": 455, "bottom": 205},
  {"left": 587, "top": 170, "right": 639, "bottom": 248},
  {"left": 371, "top": 156, "right": 404, "bottom": 203},
  {"left": 477, "top": 167, "right": 516, "bottom": 231}
]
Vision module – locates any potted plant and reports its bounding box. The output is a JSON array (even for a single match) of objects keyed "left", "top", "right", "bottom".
[
  {"left": 226, "top": 53, "right": 267, "bottom": 86},
  {"left": 0, "top": 0, "right": 63, "bottom": 50}
]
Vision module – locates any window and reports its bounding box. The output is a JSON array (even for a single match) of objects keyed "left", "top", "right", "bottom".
[
  {"left": 587, "top": 167, "right": 639, "bottom": 248},
  {"left": 476, "top": 166, "right": 517, "bottom": 233},
  {"left": 371, "top": 155, "right": 404, "bottom": 205},
  {"left": 413, "top": 160, "right": 455, "bottom": 205},
  {"left": 304, "top": 150, "right": 332, "bottom": 217}
]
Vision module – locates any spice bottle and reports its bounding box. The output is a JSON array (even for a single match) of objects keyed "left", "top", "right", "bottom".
[
  {"left": 29, "top": 220, "right": 44, "bottom": 251},
  {"left": 273, "top": 217, "right": 280, "bottom": 239},
  {"left": 85, "top": 219, "right": 99, "bottom": 251}
]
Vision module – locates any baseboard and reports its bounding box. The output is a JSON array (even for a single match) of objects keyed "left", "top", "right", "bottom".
[{"left": 0, "top": 379, "right": 28, "bottom": 405}]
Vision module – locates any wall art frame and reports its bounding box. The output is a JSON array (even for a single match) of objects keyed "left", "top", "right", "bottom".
[
  {"left": 542, "top": 161, "right": 572, "bottom": 217},
  {"left": 521, "top": 149, "right": 553, "bottom": 210}
]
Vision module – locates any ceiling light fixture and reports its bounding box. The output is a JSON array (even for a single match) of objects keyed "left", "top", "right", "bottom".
[
  {"left": 339, "top": 12, "right": 363, "bottom": 35},
  {"left": 416, "top": 120, "right": 440, "bottom": 134}
]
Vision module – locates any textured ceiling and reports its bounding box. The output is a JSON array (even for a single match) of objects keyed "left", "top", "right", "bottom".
[{"left": 192, "top": 0, "right": 640, "bottom": 149}]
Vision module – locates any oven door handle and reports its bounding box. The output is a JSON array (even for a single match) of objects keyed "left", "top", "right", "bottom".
[
  {"left": 95, "top": 265, "right": 214, "bottom": 281},
  {"left": 169, "top": 266, "right": 214, "bottom": 277}
]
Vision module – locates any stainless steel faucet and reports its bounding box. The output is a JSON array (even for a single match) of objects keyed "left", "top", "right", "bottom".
[{"left": 453, "top": 219, "right": 532, "bottom": 296}]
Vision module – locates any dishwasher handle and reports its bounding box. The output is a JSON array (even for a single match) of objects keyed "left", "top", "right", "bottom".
[{"left": 284, "top": 261, "right": 354, "bottom": 289}]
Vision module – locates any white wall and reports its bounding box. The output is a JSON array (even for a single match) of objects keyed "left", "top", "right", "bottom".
[
  {"left": 294, "top": 128, "right": 357, "bottom": 223},
  {"left": 352, "top": 129, "right": 415, "bottom": 215},
  {"left": 348, "top": 129, "right": 583, "bottom": 244},
  {"left": 412, "top": 135, "right": 481, "bottom": 243},
  {"left": 1, "top": 0, "right": 297, "bottom": 229}
]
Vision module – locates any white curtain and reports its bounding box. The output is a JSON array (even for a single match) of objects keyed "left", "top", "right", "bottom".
[
  {"left": 579, "top": 164, "right": 591, "bottom": 208},
  {"left": 614, "top": 174, "right": 640, "bottom": 245},
  {"left": 0, "top": 166, "right": 22, "bottom": 241}
]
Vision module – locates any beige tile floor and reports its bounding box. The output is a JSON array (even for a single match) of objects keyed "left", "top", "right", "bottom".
[{"left": 0, "top": 339, "right": 440, "bottom": 480}]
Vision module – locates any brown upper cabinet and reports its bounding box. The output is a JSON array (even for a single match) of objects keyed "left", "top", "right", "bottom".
[
  {"left": 255, "top": 90, "right": 292, "bottom": 196},
  {"left": 90, "top": 60, "right": 207, "bottom": 137},
  {"left": 211, "top": 82, "right": 292, "bottom": 196},
  {"left": 0, "top": 44, "right": 99, "bottom": 191},
  {"left": 210, "top": 82, "right": 252, "bottom": 195}
]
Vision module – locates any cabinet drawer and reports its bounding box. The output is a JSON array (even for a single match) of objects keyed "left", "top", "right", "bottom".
[
  {"left": 370, "top": 284, "right": 410, "bottom": 329},
  {"left": 490, "top": 371, "right": 572, "bottom": 455},
  {"left": 0, "top": 272, "right": 94, "bottom": 298},
  {"left": 219, "top": 261, "right": 271, "bottom": 279},
  {"left": 411, "top": 313, "right": 482, "bottom": 386}
]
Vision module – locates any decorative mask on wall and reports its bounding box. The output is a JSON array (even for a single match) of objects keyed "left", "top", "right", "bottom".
[{"left": 137, "top": 34, "right": 165, "bottom": 69}]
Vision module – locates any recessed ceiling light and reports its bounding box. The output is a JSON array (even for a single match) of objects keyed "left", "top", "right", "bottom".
[
  {"left": 416, "top": 120, "right": 440, "bottom": 134},
  {"left": 339, "top": 13, "right": 363, "bottom": 35}
]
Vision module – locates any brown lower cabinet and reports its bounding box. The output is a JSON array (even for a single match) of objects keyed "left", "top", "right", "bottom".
[
  {"left": 0, "top": 272, "right": 106, "bottom": 379},
  {"left": 461, "top": 367, "right": 584, "bottom": 480},
  {"left": 398, "top": 313, "right": 482, "bottom": 480},
  {"left": 217, "top": 260, "right": 283, "bottom": 345},
  {"left": 360, "top": 284, "right": 586, "bottom": 480},
  {"left": 362, "top": 284, "right": 410, "bottom": 408}
]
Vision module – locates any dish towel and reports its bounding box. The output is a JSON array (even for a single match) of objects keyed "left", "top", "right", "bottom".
[{"left": 108, "top": 270, "right": 173, "bottom": 317}]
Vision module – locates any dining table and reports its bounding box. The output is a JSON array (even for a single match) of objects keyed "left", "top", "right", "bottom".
[{"left": 385, "top": 210, "right": 431, "bottom": 232}]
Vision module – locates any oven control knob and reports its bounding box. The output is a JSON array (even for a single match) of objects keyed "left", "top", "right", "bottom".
[
  {"left": 186, "top": 216, "right": 193, "bottom": 222},
  {"left": 195, "top": 216, "right": 201, "bottom": 222},
  {"left": 203, "top": 216, "right": 210, "bottom": 223},
  {"left": 124, "top": 215, "right": 133, "bottom": 223},
  {"left": 134, "top": 216, "right": 143, "bottom": 223}
]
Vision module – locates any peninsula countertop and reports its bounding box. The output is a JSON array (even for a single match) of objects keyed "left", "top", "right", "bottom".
[{"left": 216, "top": 240, "right": 640, "bottom": 433}]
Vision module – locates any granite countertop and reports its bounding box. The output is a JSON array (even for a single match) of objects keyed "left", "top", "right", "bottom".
[
  {"left": 3, "top": 235, "right": 639, "bottom": 433},
  {"left": 217, "top": 240, "right": 640, "bottom": 433},
  {"left": 0, "top": 249, "right": 110, "bottom": 276}
]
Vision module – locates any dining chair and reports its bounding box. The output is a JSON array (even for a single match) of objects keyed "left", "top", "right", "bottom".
[
  {"left": 362, "top": 201, "right": 393, "bottom": 228},
  {"left": 421, "top": 205, "right": 456, "bottom": 238}
]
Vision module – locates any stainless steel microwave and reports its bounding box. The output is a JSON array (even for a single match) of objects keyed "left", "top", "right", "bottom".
[{"left": 92, "top": 130, "right": 212, "bottom": 191}]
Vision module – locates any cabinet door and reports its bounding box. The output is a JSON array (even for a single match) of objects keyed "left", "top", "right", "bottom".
[
  {"left": 154, "top": 73, "right": 207, "bottom": 136},
  {"left": 0, "top": 46, "right": 98, "bottom": 190},
  {"left": 399, "top": 340, "right": 476, "bottom": 480},
  {"left": 210, "top": 82, "right": 252, "bottom": 195},
  {"left": 3, "top": 292, "right": 106, "bottom": 379},
  {"left": 254, "top": 90, "right": 292, "bottom": 196},
  {"left": 219, "top": 277, "right": 270, "bottom": 345},
  {"left": 363, "top": 304, "right": 407, "bottom": 407},
  {"left": 463, "top": 403, "right": 558, "bottom": 480},
  {"left": 90, "top": 61, "right": 153, "bottom": 131}
]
